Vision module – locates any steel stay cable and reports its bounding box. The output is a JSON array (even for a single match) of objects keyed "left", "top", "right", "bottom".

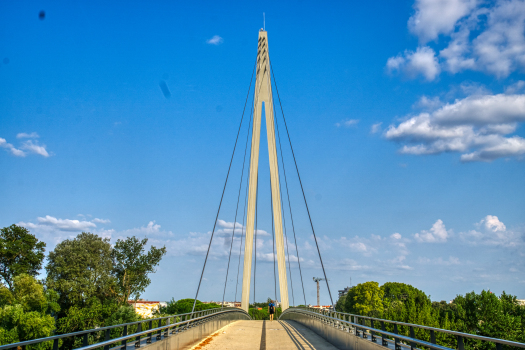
[
  {"left": 269, "top": 58, "right": 334, "bottom": 307},
  {"left": 234, "top": 164, "right": 250, "bottom": 302},
  {"left": 269, "top": 68, "right": 306, "bottom": 307},
  {"left": 191, "top": 61, "right": 256, "bottom": 315},
  {"left": 221, "top": 91, "right": 255, "bottom": 309}
]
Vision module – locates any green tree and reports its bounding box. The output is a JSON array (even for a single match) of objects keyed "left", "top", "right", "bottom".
[
  {"left": 344, "top": 282, "right": 384, "bottom": 317},
  {"left": 112, "top": 236, "right": 166, "bottom": 304},
  {"left": 0, "top": 275, "right": 59, "bottom": 346},
  {"left": 46, "top": 232, "right": 115, "bottom": 313},
  {"left": 160, "top": 298, "right": 220, "bottom": 315},
  {"left": 335, "top": 293, "right": 347, "bottom": 312},
  {"left": 0, "top": 225, "right": 46, "bottom": 290}
]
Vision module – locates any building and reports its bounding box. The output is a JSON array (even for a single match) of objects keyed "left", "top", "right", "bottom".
[
  {"left": 338, "top": 287, "right": 351, "bottom": 297},
  {"left": 517, "top": 299, "right": 525, "bottom": 306},
  {"left": 308, "top": 304, "right": 332, "bottom": 310},
  {"left": 128, "top": 300, "right": 167, "bottom": 318}
]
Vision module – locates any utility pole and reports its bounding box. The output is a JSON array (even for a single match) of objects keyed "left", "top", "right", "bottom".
[{"left": 313, "top": 277, "right": 326, "bottom": 306}]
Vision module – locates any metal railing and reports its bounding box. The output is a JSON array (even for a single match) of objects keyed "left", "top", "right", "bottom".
[
  {"left": 280, "top": 307, "right": 525, "bottom": 350},
  {"left": 0, "top": 307, "right": 250, "bottom": 350}
]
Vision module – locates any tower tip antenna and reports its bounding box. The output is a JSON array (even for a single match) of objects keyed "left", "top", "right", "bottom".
[{"left": 263, "top": 12, "right": 265, "bottom": 31}]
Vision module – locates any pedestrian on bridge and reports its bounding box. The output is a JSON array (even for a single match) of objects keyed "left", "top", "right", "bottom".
[{"left": 268, "top": 300, "right": 276, "bottom": 321}]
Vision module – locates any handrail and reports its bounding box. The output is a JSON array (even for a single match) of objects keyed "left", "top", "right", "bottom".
[
  {"left": 74, "top": 308, "right": 251, "bottom": 350},
  {"left": 281, "top": 307, "right": 525, "bottom": 349},
  {"left": 0, "top": 307, "right": 247, "bottom": 350}
]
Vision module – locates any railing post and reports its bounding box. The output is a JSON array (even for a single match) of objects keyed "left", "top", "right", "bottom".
[
  {"left": 362, "top": 318, "right": 367, "bottom": 339},
  {"left": 430, "top": 330, "right": 436, "bottom": 344},
  {"left": 104, "top": 328, "right": 111, "bottom": 350},
  {"left": 121, "top": 325, "right": 128, "bottom": 350},
  {"left": 371, "top": 319, "right": 376, "bottom": 342},
  {"left": 164, "top": 317, "right": 170, "bottom": 337},
  {"left": 83, "top": 333, "right": 89, "bottom": 348},
  {"left": 496, "top": 343, "right": 502, "bottom": 350},
  {"left": 458, "top": 336, "right": 464, "bottom": 350},
  {"left": 381, "top": 321, "right": 387, "bottom": 346},
  {"left": 410, "top": 326, "right": 415, "bottom": 350},
  {"left": 355, "top": 316, "right": 360, "bottom": 336},
  {"left": 53, "top": 338, "right": 58, "bottom": 350},
  {"left": 147, "top": 320, "right": 153, "bottom": 343},
  {"left": 394, "top": 323, "right": 400, "bottom": 350},
  {"left": 157, "top": 319, "right": 163, "bottom": 339},
  {"left": 135, "top": 322, "right": 142, "bottom": 348}
]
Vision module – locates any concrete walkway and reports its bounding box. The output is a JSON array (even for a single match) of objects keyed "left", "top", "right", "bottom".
[{"left": 189, "top": 320, "right": 340, "bottom": 350}]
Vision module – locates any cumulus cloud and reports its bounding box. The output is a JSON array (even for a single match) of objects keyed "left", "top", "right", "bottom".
[
  {"left": 481, "top": 215, "right": 506, "bottom": 232},
  {"left": 335, "top": 119, "right": 359, "bottom": 128},
  {"left": 460, "top": 215, "right": 523, "bottom": 247},
  {"left": 415, "top": 219, "right": 450, "bottom": 243},
  {"left": 408, "top": 0, "right": 478, "bottom": 43},
  {"left": 206, "top": 35, "right": 224, "bottom": 45},
  {"left": 387, "top": 46, "right": 441, "bottom": 81},
  {"left": 35, "top": 215, "right": 97, "bottom": 231},
  {"left": 389, "top": 0, "right": 525, "bottom": 79},
  {"left": 385, "top": 93, "right": 525, "bottom": 161}
]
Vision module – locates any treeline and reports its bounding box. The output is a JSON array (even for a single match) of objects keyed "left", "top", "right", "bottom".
[
  {"left": 0, "top": 224, "right": 166, "bottom": 347},
  {"left": 335, "top": 281, "right": 525, "bottom": 349}
]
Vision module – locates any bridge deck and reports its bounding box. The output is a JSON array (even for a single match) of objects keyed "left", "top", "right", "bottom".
[{"left": 189, "top": 320, "right": 339, "bottom": 350}]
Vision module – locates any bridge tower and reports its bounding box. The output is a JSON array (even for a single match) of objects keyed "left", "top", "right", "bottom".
[{"left": 241, "top": 29, "right": 289, "bottom": 312}]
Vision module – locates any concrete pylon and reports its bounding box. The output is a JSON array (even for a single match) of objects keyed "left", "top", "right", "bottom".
[{"left": 241, "top": 30, "right": 289, "bottom": 313}]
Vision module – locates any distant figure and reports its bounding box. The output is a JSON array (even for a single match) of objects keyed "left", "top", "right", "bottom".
[
  {"left": 268, "top": 300, "right": 275, "bottom": 321},
  {"left": 39, "top": 11, "right": 45, "bottom": 20}
]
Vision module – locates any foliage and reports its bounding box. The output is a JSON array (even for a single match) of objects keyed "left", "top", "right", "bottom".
[
  {"left": 248, "top": 307, "right": 282, "bottom": 320},
  {"left": 0, "top": 225, "right": 46, "bottom": 290},
  {"left": 46, "top": 232, "right": 116, "bottom": 314},
  {"left": 344, "top": 281, "right": 384, "bottom": 317},
  {"left": 335, "top": 293, "right": 346, "bottom": 312},
  {"left": 112, "top": 236, "right": 166, "bottom": 304},
  {"left": 0, "top": 275, "right": 59, "bottom": 346},
  {"left": 335, "top": 281, "right": 525, "bottom": 350},
  {"left": 160, "top": 298, "right": 220, "bottom": 315}
]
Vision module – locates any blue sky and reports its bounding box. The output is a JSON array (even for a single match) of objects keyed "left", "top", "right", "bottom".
[{"left": 1, "top": 0, "right": 524, "bottom": 305}]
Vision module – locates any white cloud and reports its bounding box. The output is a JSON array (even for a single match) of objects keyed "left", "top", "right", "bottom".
[
  {"left": 206, "top": 35, "right": 224, "bottom": 45},
  {"left": 385, "top": 93, "right": 525, "bottom": 161},
  {"left": 16, "top": 132, "right": 39, "bottom": 139},
  {"left": 387, "top": 46, "right": 441, "bottom": 81},
  {"left": 460, "top": 215, "right": 523, "bottom": 247},
  {"left": 417, "top": 256, "right": 461, "bottom": 265},
  {"left": 505, "top": 81, "right": 525, "bottom": 94},
  {"left": 20, "top": 140, "right": 49, "bottom": 157},
  {"left": 414, "top": 96, "right": 443, "bottom": 110},
  {"left": 0, "top": 137, "right": 25, "bottom": 157},
  {"left": 370, "top": 122, "right": 383, "bottom": 134},
  {"left": 391, "top": 232, "right": 402, "bottom": 240},
  {"left": 392, "top": 0, "right": 525, "bottom": 79},
  {"left": 36, "top": 215, "right": 97, "bottom": 231},
  {"left": 92, "top": 218, "right": 111, "bottom": 224},
  {"left": 415, "top": 219, "right": 450, "bottom": 243},
  {"left": 0, "top": 136, "right": 50, "bottom": 158},
  {"left": 408, "top": 0, "right": 478, "bottom": 43},
  {"left": 481, "top": 215, "right": 506, "bottom": 232},
  {"left": 335, "top": 119, "right": 359, "bottom": 127}
]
